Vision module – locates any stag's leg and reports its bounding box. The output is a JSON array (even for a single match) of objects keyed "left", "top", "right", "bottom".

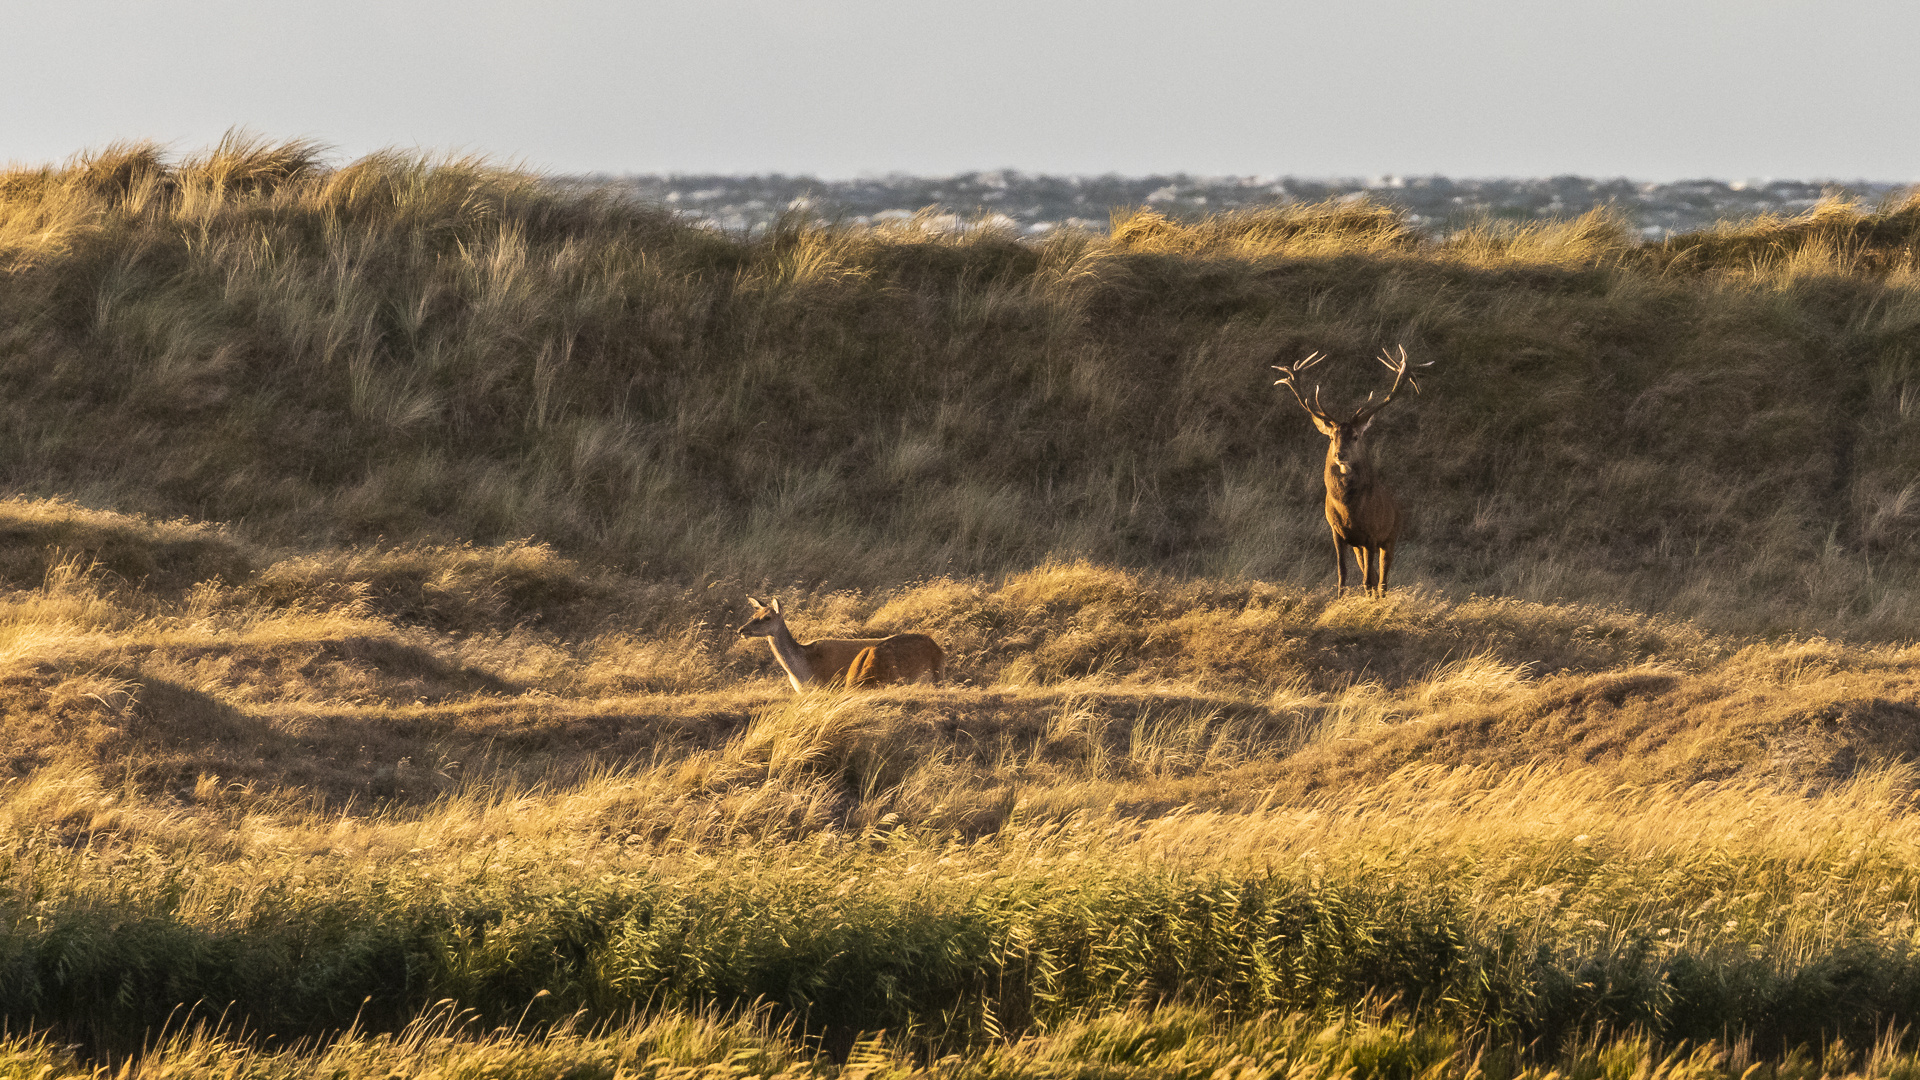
[
  {"left": 1353, "top": 546, "right": 1373, "bottom": 594},
  {"left": 1377, "top": 541, "right": 1395, "bottom": 597},
  {"left": 1332, "top": 535, "right": 1350, "bottom": 590}
]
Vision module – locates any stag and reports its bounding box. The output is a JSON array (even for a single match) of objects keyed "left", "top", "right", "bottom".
[{"left": 1272, "top": 346, "right": 1432, "bottom": 597}]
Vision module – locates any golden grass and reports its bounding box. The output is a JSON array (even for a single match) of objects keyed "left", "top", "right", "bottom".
[
  {"left": 2, "top": 138, "right": 1919, "bottom": 641},
  {"left": 0, "top": 519, "right": 1911, "bottom": 1070},
  {"left": 13, "top": 1001, "right": 1920, "bottom": 1080},
  {"left": 1651, "top": 190, "right": 1920, "bottom": 280},
  {"left": 7, "top": 137, "right": 1920, "bottom": 1070},
  {"left": 0, "top": 497, "right": 1897, "bottom": 836}
]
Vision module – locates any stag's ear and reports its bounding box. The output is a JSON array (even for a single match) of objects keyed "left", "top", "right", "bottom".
[
  {"left": 1309, "top": 413, "right": 1339, "bottom": 437},
  {"left": 1353, "top": 414, "right": 1376, "bottom": 436},
  {"left": 769, "top": 597, "right": 782, "bottom": 614}
]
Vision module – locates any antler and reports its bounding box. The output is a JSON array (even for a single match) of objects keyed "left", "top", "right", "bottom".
[
  {"left": 1350, "top": 345, "right": 1433, "bottom": 424},
  {"left": 1271, "top": 351, "right": 1333, "bottom": 420}
]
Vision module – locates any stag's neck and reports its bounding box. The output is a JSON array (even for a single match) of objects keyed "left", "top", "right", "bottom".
[
  {"left": 760, "top": 624, "right": 815, "bottom": 691},
  {"left": 1325, "top": 458, "right": 1377, "bottom": 499}
]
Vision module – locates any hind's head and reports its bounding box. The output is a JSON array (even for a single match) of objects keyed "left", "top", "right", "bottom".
[{"left": 736, "top": 596, "right": 786, "bottom": 638}]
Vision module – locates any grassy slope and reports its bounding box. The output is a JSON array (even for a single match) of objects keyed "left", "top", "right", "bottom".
[
  {"left": 4, "top": 496, "right": 1907, "bottom": 816},
  {"left": 4, "top": 137, "right": 1920, "bottom": 634},
  {"left": 2, "top": 498, "right": 1919, "bottom": 1070},
  {"left": 3, "top": 139, "right": 1920, "bottom": 1074}
]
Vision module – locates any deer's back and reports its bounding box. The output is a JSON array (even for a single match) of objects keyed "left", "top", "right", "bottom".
[
  {"left": 846, "top": 634, "right": 945, "bottom": 687},
  {"left": 801, "top": 637, "right": 893, "bottom": 682}
]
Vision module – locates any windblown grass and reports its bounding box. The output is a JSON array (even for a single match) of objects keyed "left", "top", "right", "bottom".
[
  {"left": 1, "top": 138, "right": 1918, "bottom": 637},
  {"left": 1650, "top": 190, "right": 1920, "bottom": 278},
  {"left": 20, "top": 1003, "right": 1920, "bottom": 1080},
  {"left": 0, "top": 499, "right": 1911, "bottom": 1070},
  {"left": 4, "top": 137, "right": 1920, "bottom": 1073}
]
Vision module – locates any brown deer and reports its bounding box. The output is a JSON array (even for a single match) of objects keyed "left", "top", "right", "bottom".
[
  {"left": 736, "top": 597, "right": 945, "bottom": 690},
  {"left": 844, "top": 635, "right": 946, "bottom": 687},
  {"left": 1272, "top": 345, "right": 1432, "bottom": 597}
]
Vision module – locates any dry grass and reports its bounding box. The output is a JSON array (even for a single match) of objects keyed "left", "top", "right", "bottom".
[
  {"left": 1, "top": 138, "right": 1919, "bottom": 639},
  {"left": 17, "top": 1002, "right": 1920, "bottom": 1080},
  {"left": 1650, "top": 190, "right": 1920, "bottom": 279},
  {"left": 0, "top": 498, "right": 1898, "bottom": 833},
  {"left": 6, "top": 137, "right": 1920, "bottom": 1072},
  {"left": 0, "top": 506, "right": 1912, "bottom": 1068}
]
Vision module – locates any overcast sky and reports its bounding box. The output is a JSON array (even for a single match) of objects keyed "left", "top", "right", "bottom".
[{"left": 4, "top": 0, "right": 1916, "bottom": 181}]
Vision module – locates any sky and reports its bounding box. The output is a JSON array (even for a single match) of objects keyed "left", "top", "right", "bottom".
[{"left": 4, "top": 0, "right": 1917, "bottom": 181}]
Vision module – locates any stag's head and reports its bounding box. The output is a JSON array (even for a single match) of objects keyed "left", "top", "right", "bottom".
[
  {"left": 1320, "top": 415, "right": 1376, "bottom": 478},
  {"left": 1272, "top": 346, "right": 1430, "bottom": 476},
  {"left": 737, "top": 596, "right": 784, "bottom": 638}
]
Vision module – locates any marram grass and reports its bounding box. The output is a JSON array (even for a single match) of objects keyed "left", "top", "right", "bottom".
[
  {"left": 0, "top": 497, "right": 1913, "bottom": 1068},
  {"left": 5, "top": 760, "right": 1920, "bottom": 1066},
  {"left": 2, "top": 139, "right": 1920, "bottom": 636},
  {"left": 4, "top": 137, "right": 1920, "bottom": 1072}
]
